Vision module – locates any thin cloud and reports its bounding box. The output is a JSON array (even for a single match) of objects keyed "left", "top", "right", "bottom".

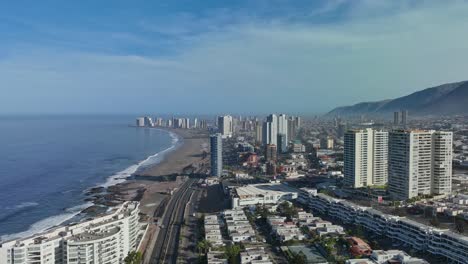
[{"left": 1, "top": 0, "right": 468, "bottom": 114}]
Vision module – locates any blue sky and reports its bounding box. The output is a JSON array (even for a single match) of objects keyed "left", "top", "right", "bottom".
[{"left": 1, "top": 0, "right": 468, "bottom": 115}]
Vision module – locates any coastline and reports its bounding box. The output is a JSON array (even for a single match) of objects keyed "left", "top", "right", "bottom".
[
  {"left": 1, "top": 127, "right": 209, "bottom": 242},
  {"left": 83, "top": 127, "right": 209, "bottom": 218}
]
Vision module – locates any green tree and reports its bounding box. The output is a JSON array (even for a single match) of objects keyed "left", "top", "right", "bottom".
[
  {"left": 224, "top": 244, "right": 241, "bottom": 264},
  {"left": 196, "top": 239, "right": 212, "bottom": 255},
  {"left": 289, "top": 251, "right": 307, "bottom": 264},
  {"left": 124, "top": 251, "right": 142, "bottom": 264},
  {"left": 455, "top": 217, "right": 466, "bottom": 234},
  {"left": 430, "top": 215, "right": 440, "bottom": 227},
  {"left": 257, "top": 204, "right": 270, "bottom": 219}
]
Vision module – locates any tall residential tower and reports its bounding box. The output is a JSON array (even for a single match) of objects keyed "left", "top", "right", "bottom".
[
  {"left": 210, "top": 133, "right": 223, "bottom": 177},
  {"left": 388, "top": 130, "right": 452, "bottom": 200},
  {"left": 344, "top": 128, "right": 388, "bottom": 188},
  {"left": 218, "top": 115, "right": 233, "bottom": 138}
]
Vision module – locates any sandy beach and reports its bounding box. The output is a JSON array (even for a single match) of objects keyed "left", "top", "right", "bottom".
[
  {"left": 84, "top": 128, "right": 209, "bottom": 219},
  {"left": 140, "top": 128, "right": 210, "bottom": 177}
]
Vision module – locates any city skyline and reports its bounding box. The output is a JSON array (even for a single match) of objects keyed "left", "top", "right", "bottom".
[{"left": 2, "top": 1, "right": 468, "bottom": 114}]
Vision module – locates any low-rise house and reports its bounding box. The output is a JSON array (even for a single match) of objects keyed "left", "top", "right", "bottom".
[
  {"left": 306, "top": 192, "right": 468, "bottom": 263},
  {"left": 296, "top": 211, "right": 316, "bottom": 225},
  {"left": 316, "top": 224, "right": 345, "bottom": 237},
  {"left": 204, "top": 214, "right": 224, "bottom": 246},
  {"left": 240, "top": 247, "right": 272, "bottom": 264},
  {"left": 267, "top": 216, "right": 305, "bottom": 242},
  {"left": 370, "top": 250, "right": 429, "bottom": 264},
  {"left": 223, "top": 209, "right": 256, "bottom": 242},
  {"left": 207, "top": 251, "right": 228, "bottom": 264},
  {"left": 347, "top": 237, "right": 372, "bottom": 257}
]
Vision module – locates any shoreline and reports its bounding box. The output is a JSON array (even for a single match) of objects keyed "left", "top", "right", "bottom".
[
  {"left": 97, "top": 128, "right": 209, "bottom": 217},
  {"left": 1, "top": 128, "right": 209, "bottom": 242}
]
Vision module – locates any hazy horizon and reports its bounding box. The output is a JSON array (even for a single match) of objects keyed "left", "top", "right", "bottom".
[{"left": 2, "top": 0, "right": 468, "bottom": 114}]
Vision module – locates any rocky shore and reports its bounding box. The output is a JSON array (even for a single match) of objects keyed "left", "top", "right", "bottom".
[{"left": 81, "top": 128, "right": 209, "bottom": 218}]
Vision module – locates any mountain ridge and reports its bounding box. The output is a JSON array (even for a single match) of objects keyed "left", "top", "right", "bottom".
[{"left": 327, "top": 80, "right": 468, "bottom": 116}]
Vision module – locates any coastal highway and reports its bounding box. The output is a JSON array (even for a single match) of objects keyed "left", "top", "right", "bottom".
[{"left": 150, "top": 178, "right": 196, "bottom": 264}]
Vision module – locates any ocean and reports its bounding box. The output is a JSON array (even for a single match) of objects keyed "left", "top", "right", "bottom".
[{"left": 0, "top": 115, "right": 178, "bottom": 240}]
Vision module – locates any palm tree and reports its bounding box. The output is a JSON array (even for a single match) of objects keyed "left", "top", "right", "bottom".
[{"left": 196, "top": 239, "right": 212, "bottom": 255}]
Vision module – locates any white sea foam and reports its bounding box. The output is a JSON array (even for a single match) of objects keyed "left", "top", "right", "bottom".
[
  {"left": 100, "top": 131, "right": 181, "bottom": 187},
  {"left": 7, "top": 202, "right": 39, "bottom": 210},
  {"left": 1, "top": 129, "right": 182, "bottom": 241},
  {"left": 1, "top": 202, "right": 92, "bottom": 241}
]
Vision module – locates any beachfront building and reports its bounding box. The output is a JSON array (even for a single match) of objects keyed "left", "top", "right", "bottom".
[
  {"left": 136, "top": 117, "right": 145, "bottom": 127},
  {"left": 0, "top": 202, "right": 141, "bottom": 264},
  {"left": 210, "top": 133, "right": 223, "bottom": 177}
]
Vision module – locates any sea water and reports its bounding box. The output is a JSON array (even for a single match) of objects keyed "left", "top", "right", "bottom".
[{"left": 0, "top": 115, "right": 179, "bottom": 240}]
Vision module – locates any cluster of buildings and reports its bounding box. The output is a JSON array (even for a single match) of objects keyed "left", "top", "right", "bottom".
[
  {"left": 414, "top": 194, "right": 468, "bottom": 219},
  {"left": 266, "top": 215, "right": 305, "bottom": 242},
  {"left": 393, "top": 110, "right": 409, "bottom": 127},
  {"left": 207, "top": 251, "right": 228, "bottom": 264},
  {"left": 240, "top": 247, "right": 273, "bottom": 264},
  {"left": 346, "top": 249, "right": 428, "bottom": 264},
  {"left": 223, "top": 209, "right": 256, "bottom": 242},
  {"left": 207, "top": 246, "right": 274, "bottom": 264},
  {"left": 0, "top": 202, "right": 142, "bottom": 264},
  {"left": 344, "top": 128, "right": 453, "bottom": 200},
  {"left": 206, "top": 209, "right": 274, "bottom": 264},
  {"left": 135, "top": 116, "right": 208, "bottom": 129},
  {"left": 204, "top": 214, "right": 224, "bottom": 246},
  {"left": 258, "top": 114, "right": 301, "bottom": 153},
  {"left": 300, "top": 190, "right": 468, "bottom": 263},
  {"left": 209, "top": 114, "right": 303, "bottom": 178},
  {"left": 305, "top": 218, "right": 345, "bottom": 237}
]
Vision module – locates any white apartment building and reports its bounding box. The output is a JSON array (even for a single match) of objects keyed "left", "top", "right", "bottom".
[
  {"left": 432, "top": 131, "right": 453, "bottom": 195},
  {"left": 388, "top": 130, "right": 453, "bottom": 200},
  {"left": 344, "top": 128, "right": 388, "bottom": 188},
  {"left": 262, "top": 114, "right": 278, "bottom": 146},
  {"left": 306, "top": 193, "right": 468, "bottom": 264},
  {"left": 136, "top": 117, "right": 145, "bottom": 127},
  {"left": 255, "top": 122, "right": 263, "bottom": 143},
  {"left": 218, "top": 115, "right": 233, "bottom": 138},
  {"left": 0, "top": 202, "right": 141, "bottom": 264},
  {"left": 277, "top": 114, "right": 288, "bottom": 144},
  {"left": 373, "top": 130, "right": 388, "bottom": 186}
]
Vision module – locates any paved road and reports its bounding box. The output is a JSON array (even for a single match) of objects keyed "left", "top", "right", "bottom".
[
  {"left": 176, "top": 187, "right": 203, "bottom": 262},
  {"left": 150, "top": 179, "right": 196, "bottom": 264}
]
